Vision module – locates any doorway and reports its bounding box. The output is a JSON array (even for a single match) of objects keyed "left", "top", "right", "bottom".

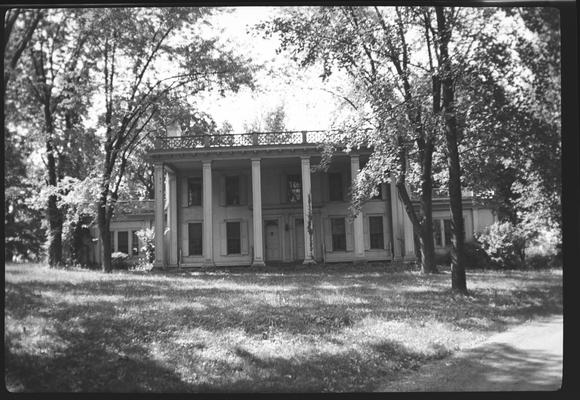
[{"left": 264, "top": 220, "right": 281, "bottom": 261}]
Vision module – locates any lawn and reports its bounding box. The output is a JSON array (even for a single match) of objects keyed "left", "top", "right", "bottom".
[{"left": 4, "top": 263, "right": 562, "bottom": 392}]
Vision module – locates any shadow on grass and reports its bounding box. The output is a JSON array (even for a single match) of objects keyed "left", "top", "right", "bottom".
[{"left": 4, "top": 265, "right": 562, "bottom": 392}]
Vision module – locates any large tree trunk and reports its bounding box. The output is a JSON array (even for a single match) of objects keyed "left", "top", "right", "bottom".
[
  {"left": 45, "top": 112, "right": 63, "bottom": 268},
  {"left": 436, "top": 6, "right": 467, "bottom": 294},
  {"left": 98, "top": 202, "right": 112, "bottom": 273},
  {"left": 418, "top": 138, "right": 437, "bottom": 274}
]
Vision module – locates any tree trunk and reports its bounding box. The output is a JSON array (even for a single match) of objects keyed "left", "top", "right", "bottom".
[
  {"left": 418, "top": 139, "right": 437, "bottom": 274},
  {"left": 436, "top": 6, "right": 467, "bottom": 294},
  {"left": 98, "top": 202, "right": 112, "bottom": 272},
  {"left": 45, "top": 112, "right": 63, "bottom": 268}
]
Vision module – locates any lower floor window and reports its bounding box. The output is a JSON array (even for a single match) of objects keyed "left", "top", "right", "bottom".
[
  {"left": 369, "top": 216, "right": 384, "bottom": 249},
  {"left": 227, "top": 221, "right": 241, "bottom": 254},
  {"left": 188, "top": 223, "right": 203, "bottom": 256},
  {"left": 117, "top": 231, "right": 129, "bottom": 254},
  {"left": 331, "top": 218, "right": 346, "bottom": 251},
  {"left": 132, "top": 230, "right": 139, "bottom": 256}
]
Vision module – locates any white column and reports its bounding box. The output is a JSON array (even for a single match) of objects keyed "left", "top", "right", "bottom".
[
  {"left": 167, "top": 169, "right": 178, "bottom": 265},
  {"left": 390, "top": 172, "right": 402, "bottom": 260},
  {"left": 202, "top": 160, "right": 214, "bottom": 267},
  {"left": 301, "top": 156, "right": 315, "bottom": 264},
  {"left": 154, "top": 163, "right": 165, "bottom": 267},
  {"left": 350, "top": 155, "right": 365, "bottom": 263},
  {"left": 403, "top": 203, "right": 415, "bottom": 259},
  {"left": 251, "top": 158, "right": 265, "bottom": 266}
]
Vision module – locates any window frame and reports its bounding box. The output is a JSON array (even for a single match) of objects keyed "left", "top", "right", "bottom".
[
  {"left": 328, "top": 172, "right": 343, "bottom": 201},
  {"left": 117, "top": 231, "right": 129, "bottom": 254},
  {"left": 287, "top": 174, "right": 302, "bottom": 203},
  {"left": 188, "top": 222, "right": 203, "bottom": 256},
  {"left": 225, "top": 175, "right": 241, "bottom": 206}
]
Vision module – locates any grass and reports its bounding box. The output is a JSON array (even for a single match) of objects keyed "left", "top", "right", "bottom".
[{"left": 4, "top": 262, "right": 562, "bottom": 392}]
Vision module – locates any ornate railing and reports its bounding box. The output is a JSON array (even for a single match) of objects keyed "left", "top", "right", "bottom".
[
  {"left": 114, "top": 200, "right": 154, "bottom": 215},
  {"left": 154, "top": 130, "right": 330, "bottom": 151}
]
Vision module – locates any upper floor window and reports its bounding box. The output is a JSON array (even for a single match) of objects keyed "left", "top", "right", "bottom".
[
  {"left": 225, "top": 176, "right": 240, "bottom": 205},
  {"left": 287, "top": 174, "right": 302, "bottom": 203},
  {"left": 328, "top": 173, "right": 343, "bottom": 201},
  {"left": 188, "top": 177, "right": 202, "bottom": 206},
  {"left": 371, "top": 185, "right": 382, "bottom": 200}
]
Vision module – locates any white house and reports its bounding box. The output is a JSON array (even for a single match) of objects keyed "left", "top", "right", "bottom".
[{"left": 91, "top": 129, "right": 497, "bottom": 268}]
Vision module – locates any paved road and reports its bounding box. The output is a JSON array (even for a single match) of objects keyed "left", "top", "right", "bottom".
[{"left": 379, "top": 315, "right": 563, "bottom": 391}]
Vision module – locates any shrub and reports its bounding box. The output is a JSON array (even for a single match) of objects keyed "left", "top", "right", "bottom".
[
  {"left": 135, "top": 228, "right": 155, "bottom": 263},
  {"left": 476, "top": 221, "right": 526, "bottom": 269},
  {"left": 111, "top": 252, "right": 130, "bottom": 270},
  {"left": 463, "top": 241, "right": 492, "bottom": 269}
]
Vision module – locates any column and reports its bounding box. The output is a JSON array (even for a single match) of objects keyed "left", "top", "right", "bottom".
[
  {"left": 167, "top": 169, "right": 178, "bottom": 265},
  {"left": 301, "top": 156, "right": 315, "bottom": 264},
  {"left": 251, "top": 158, "right": 265, "bottom": 266},
  {"left": 389, "top": 172, "right": 402, "bottom": 260},
  {"left": 202, "top": 160, "right": 214, "bottom": 267},
  {"left": 154, "top": 163, "right": 165, "bottom": 267},
  {"left": 350, "top": 155, "right": 365, "bottom": 263}
]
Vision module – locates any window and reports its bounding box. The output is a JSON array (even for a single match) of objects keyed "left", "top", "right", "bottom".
[
  {"left": 329, "top": 173, "right": 343, "bottom": 201},
  {"left": 287, "top": 174, "right": 302, "bottom": 203},
  {"left": 131, "top": 230, "right": 139, "bottom": 255},
  {"left": 331, "top": 218, "right": 346, "bottom": 251},
  {"left": 226, "top": 221, "right": 241, "bottom": 254},
  {"left": 369, "top": 216, "right": 384, "bottom": 249},
  {"left": 188, "top": 177, "right": 202, "bottom": 206},
  {"left": 225, "top": 176, "right": 240, "bottom": 205},
  {"left": 444, "top": 219, "right": 453, "bottom": 246},
  {"left": 433, "top": 219, "right": 443, "bottom": 247},
  {"left": 118, "top": 231, "right": 129, "bottom": 254},
  {"left": 371, "top": 185, "right": 382, "bottom": 200},
  {"left": 188, "top": 223, "right": 203, "bottom": 256}
]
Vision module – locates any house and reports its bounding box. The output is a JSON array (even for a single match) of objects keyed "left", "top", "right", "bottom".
[{"left": 91, "top": 129, "right": 497, "bottom": 268}]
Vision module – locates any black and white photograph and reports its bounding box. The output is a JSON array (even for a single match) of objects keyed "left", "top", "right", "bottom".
[{"left": 4, "top": 1, "right": 572, "bottom": 393}]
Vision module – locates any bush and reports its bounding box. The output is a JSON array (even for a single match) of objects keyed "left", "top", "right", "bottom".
[
  {"left": 111, "top": 252, "right": 130, "bottom": 270},
  {"left": 476, "top": 221, "right": 526, "bottom": 269},
  {"left": 135, "top": 228, "right": 155, "bottom": 263},
  {"left": 463, "top": 241, "right": 492, "bottom": 269}
]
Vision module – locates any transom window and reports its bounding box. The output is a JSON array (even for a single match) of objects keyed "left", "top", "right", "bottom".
[
  {"left": 226, "top": 221, "right": 241, "bottom": 254},
  {"left": 188, "top": 177, "right": 202, "bottom": 206},
  {"left": 369, "top": 216, "right": 384, "bottom": 249},
  {"left": 225, "top": 176, "right": 240, "bottom": 205},
  {"left": 329, "top": 173, "right": 343, "bottom": 201},
  {"left": 331, "top": 218, "right": 346, "bottom": 251},
  {"left": 287, "top": 174, "right": 302, "bottom": 203},
  {"left": 188, "top": 223, "right": 203, "bottom": 256}
]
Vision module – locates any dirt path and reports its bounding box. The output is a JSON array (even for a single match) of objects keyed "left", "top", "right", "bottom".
[{"left": 379, "top": 315, "right": 563, "bottom": 391}]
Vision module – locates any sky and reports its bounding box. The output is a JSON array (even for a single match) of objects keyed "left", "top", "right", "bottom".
[{"left": 194, "top": 7, "right": 345, "bottom": 132}]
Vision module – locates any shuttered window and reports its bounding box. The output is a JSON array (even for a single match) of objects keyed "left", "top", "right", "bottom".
[
  {"left": 331, "top": 218, "right": 346, "bottom": 251},
  {"left": 188, "top": 178, "right": 202, "bottom": 206},
  {"left": 227, "top": 221, "right": 241, "bottom": 254},
  {"left": 188, "top": 223, "right": 203, "bottom": 256},
  {"left": 369, "top": 216, "right": 384, "bottom": 249}
]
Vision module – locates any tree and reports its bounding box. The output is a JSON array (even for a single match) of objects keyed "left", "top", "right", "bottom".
[
  {"left": 435, "top": 6, "right": 467, "bottom": 293},
  {"left": 260, "top": 6, "right": 443, "bottom": 273},
  {"left": 5, "top": 9, "right": 97, "bottom": 267},
  {"left": 85, "top": 8, "right": 255, "bottom": 272},
  {"left": 243, "top": 103, "right": 287, "bottom": 132}
]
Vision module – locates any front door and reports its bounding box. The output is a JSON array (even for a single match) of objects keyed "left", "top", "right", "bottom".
[
  {"left": 265, "top": 220, "right": 281, "bottom": 261},
  {"left": 295, "top": 218, "right": 305, "bottom": 261}
]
